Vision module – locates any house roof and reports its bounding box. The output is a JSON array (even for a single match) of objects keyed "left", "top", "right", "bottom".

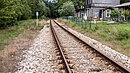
[
  {"left": 114, "top": 2, "right": 130, "bottom": 7},
  {"left": 76, "top": 2, "right": 130, "bottom": 12}
]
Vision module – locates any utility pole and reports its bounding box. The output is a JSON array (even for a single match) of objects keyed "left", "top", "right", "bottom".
[
  {"left": 36, "top": 12, "right": 39, "bottom": 26},
  {"left": 85, "top": 0, "right": 92, "bottom": 30},
  {"left": 84, "top": 0, "right": 87, "bottom": 19},
  {"left": 84, "top": 0, "right": 87, "bottom": 16}
]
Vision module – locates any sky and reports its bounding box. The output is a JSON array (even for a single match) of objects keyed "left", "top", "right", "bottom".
[{"left": 48, "top": 0, "right": 57, "bottom": 3}]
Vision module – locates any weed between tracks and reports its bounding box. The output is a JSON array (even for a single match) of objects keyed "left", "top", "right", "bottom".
[
  {"left": 58, "top": 19, "right": 130, "bottom": 57},
  {"left": 0, "top": 19, "right": 45, "bottom": 72}
]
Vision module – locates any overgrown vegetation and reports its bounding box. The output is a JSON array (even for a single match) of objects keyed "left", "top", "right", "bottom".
[
  {"left": 58, "top": 1, "right": 76, "bottom": 16},
  {"left": 44, "top": 0, "right": 84, "bottom": 18},
  {"left": 110, "top": 10, "right": 120, "bottom": 21},
  {"left": 0, "top": 19, "right": 35, "bottom": 50},
  {"left": 110, "top": 10, "right": 130, "bottom": 21},
  {"left": 120, "top": 0, "right": 130, "bottom": 3},
  {"left": 59, "top": 19, "right": 130, "bottom": 57},
  {"left": 0, "top": 19, "right": 46, "bottom": 72},
  {"left": 0, "top": 0, "right": 49, "bottom": 28}
]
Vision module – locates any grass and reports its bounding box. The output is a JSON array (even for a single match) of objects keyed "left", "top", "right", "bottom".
[
  {"left": 0, "top": 19, "right": 35, "bottom": 50},
  {"left": 0, "top": 19, "right": 45, "bottom": 72},
  {"left": 58, "top": 19, "right": 130, "bottom": 57}
]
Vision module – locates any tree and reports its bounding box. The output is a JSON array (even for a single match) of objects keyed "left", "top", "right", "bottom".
[
  {"left": 72, "top": 0, "right": 84, "bottom": 11},
  {"left": 43, "top": 0, "right": 61, "bottom": 18},
  {"left": 0, "top": 0, "right": 5, "bottom": 9},
  {"left": 28, "top": 0, "right": 50, "bottom": 18},
  {"left": 43, "top": 0, "right": 84, "bottom": 18},
  {"left": 0, "top": 0, "right": 23, "bottom": 28},
  {"left": 20, "top": 0, "right": 32, "bottom": 20},
  {"left": 0, "top": 0, "right": 50, "bottom": 28},
  {"left": 37, "top": 0, "right": 50, "bottom": 17},
  {"left": 121, "top": 0, "right": 130, "bottom": 3},
  {"left": 58, "top": 1, "right": 76, "bottom": 16}
]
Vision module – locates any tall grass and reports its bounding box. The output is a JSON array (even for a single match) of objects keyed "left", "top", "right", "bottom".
[{"left": 0, "top": 19, "right": 35, "bottom": 50}]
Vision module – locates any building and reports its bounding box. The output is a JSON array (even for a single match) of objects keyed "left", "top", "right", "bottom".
[
  {"left": 114, "top": 2, "right": 130, "bottom": 21},
  {"left": 115, "top": 2, "right": 130, "bottom": 9},
  {"left": 76, "top": 0, "right": 120, "bottom": 20}
]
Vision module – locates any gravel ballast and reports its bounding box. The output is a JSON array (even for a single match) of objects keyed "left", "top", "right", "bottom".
[
  {"left": 56, "top": 20, "right": 130, "bottom": 72},
  {"left": 15, "top": 25, "right": 63, "bottom": 73},
  {"left": 52, "top": 21, "right": 122, "bottom": 73}
]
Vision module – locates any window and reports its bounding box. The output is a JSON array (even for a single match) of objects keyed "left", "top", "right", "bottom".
[
  {"left": 82, "top": 13, "right": 84, "bottom": 19},
  {"left": 106, "top": 9, "right": 111, "bottom": 17}
]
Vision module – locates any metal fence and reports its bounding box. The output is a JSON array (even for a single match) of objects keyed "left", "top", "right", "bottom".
[{"left": 61, "top": 16, "right": 91, "bottom": 29}]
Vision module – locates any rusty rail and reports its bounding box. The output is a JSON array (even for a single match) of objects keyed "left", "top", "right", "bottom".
[
  {"left": 53, "top": 20, "right": 130, "bottom": 73},
  {"left": 50, "top": 20, "right": 72, "bottom": 73}
]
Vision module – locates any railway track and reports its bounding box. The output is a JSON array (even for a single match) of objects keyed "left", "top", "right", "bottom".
[{"left": 50, "top": 20, "right": 130, "bottom": 73}]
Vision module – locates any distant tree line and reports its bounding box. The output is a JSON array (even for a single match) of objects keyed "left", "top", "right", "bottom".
[
  {"left": 0, "top": 0, "right": 49, "bottom": 28},
  {"left": 44, "top": 0, "right": 84, "bottom": 18},
  {"left": 0, "top": 0, "right": 83, "bottom": 28},
  {"left": 121, "top": 0, "right": 130, "bottom": 3},
  {"left": 2, "top": 0, "right": 128, "bottom": 28}
]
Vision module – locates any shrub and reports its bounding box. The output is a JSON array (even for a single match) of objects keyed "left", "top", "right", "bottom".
[
  {"left": 40, "top": 15, "right": 47, "bottom": 19},
  {"left": 110, "top": 10, "right": 120, "bottom": 21},
  {"left": 122, "top": 10, "right": 130, "bottom": 20}
]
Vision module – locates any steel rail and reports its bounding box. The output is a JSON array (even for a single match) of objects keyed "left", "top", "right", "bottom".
[
  {"left": 50, "top": 20, "right": 72, "bottom": 73},
  {"left": 53, "top": 20, "right": 130, "bottom": 73}
]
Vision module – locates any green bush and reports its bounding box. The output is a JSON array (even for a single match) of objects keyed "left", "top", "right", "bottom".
[
  {"left": 0, "top": 15, "right": 18, "bottom": 29},
  {"left": 40, "top": 15, "right": 47, "bottom": 19},
  {"left": 110, "top": 10, "right": 120, "bottom": 21}
]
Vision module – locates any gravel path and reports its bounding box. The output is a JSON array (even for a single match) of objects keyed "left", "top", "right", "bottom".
[
  {"left": 52, "top": 21, "right": 122, "bottom": 73},
  {"left": 15, "top": 25, "right": 63, "bottom": 73}
]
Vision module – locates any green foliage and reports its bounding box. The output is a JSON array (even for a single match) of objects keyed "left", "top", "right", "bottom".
[
  {"left": 38, "top": 1, "right": 50, "bottom": 17},
  {"left": 20, "top": 0, "right": 32, "bottom": 20},
  {"left": 57, "top": 0, "right": 84, "bottom": 11},
  {"left": 122, "top": 10, "right": 130, "bottom": 20},
  {"left": 0, "top": 0, "right": 84, "bottom": 27},
  {"left": 0, "top": 0, "right": 50, "bottom": 28},
  {"left": 115, "top": 29, "right": 130, "bottom": 40},
  {"left": 43, "top": 0, "right": 84, "bottom": 18},
  {"left": 121, "top": 0, "right": 130, "bottom": 3},
  {"left": 30, "top": 0, "right": 50, "bottom": 18},
  {"left": 40, "top": 15, "right": 48, "bottom": 19},
  {"left": 110, "top": 10, "right": 130, "bottom": 21},
  {"left": 0, "top": 0, "right": 22, "bottom": 28},
  {"left": 58, "top": 1, "right": 76, "bottom": 16},
  {"left": 110, "top": 10, "right": 120, "bottom": 18},
  {"left": 110, "top": 10, "right": 121, "bottom": 21},
  {"left": 72, "top": 0, "right": 84, "bottom": 10},
  {"left": 60, "top": 19, "right": 130, "bottom": 56},
  {"left": 0, "top": 19, "right": 35, "bottom": 50}
]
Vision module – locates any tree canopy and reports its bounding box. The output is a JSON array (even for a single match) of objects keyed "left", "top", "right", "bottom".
[
  {"left": 44, "top": 0, "right": 84, "bottom": 18},
  {"left": 121, "top": 0, "right": 130, "bottom": 3},
  {"left": 0, "top": 0, "right": 50, "bottom": 28},
  {"left": 58, "top": 1, "right": 76, "bottom": 16},
  {"left": 0, "top": 0, "right": 85, "bottom": 27},
  {"left": 4, "top": 0, "right": 130, "bottom": 28}
]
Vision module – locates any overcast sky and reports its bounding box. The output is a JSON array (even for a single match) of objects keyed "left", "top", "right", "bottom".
[{"left": 48, "top": 0, "right": 57, "bottom": 2}]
